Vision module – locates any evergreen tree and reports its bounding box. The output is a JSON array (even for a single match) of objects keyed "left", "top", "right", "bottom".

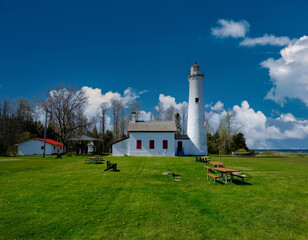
[{"left": 230, "top": 133, "right": 249, "bottom": 151}]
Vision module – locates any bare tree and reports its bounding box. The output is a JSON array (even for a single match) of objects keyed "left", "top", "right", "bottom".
[
  {"left": 129, "top": 101, "right": 141, "bottom": 121},
  {"left": 111, "top": 98, "right": 124, "bottom": 141},
  {"left": 149, "top": 112, "right": 154, "bottom": 121},
  {"left": 180, "top": 103, "right": 188, "bottom": 135},
  {"left": 165, "top": 105, "right": 175, "bottom": 120},
  {"left": 175, "top": 112, "right": 181, "bottom": 134},
  {"left": 155, "top": 102, "right": 164, "bottom": 121},
  {"left": 40, "top": 86, "right": 88, "bottom": 151},
  {"left": 99, "top": 102, "right": 108, "bottom": 153},
  {"left": 100, "top": 102, "right": 108, "bottom": 135},
  {"left": 220, "top": 110, "right": 236, "bottom": 147}
]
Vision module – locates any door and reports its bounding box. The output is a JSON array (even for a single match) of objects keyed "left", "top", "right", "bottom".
[{"left": 177, "top": 141, "right": 183, "bottom": 152}]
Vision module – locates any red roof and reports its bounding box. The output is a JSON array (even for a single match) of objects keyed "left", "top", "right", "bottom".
[{"left": 36, "top": 138, "right": 64, "bottom": 146}]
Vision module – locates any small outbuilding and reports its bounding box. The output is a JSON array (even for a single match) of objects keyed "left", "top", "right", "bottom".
[{"left": 17, "top": 138, "right": 64, "bottom": 156}]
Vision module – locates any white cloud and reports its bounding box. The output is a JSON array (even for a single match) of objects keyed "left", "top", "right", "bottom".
[
  {"left": 211, "top": 101, "right": 224, "bottom": 111},
  {"left": 139, "top": 111, "right": 154, "bottom": 121},
  {"left": 82, "top": 86, "right": 143, "bottom": 117},
  {"left": 276, "top": 113, "right": 296, "bottom": 122},
  {"left": 211, "top": 19, "right": 250, "bottom": 38},
  {"left": 156, "top": 94, "right": 188, "bottom": 111},
  {"left": 206, "top": 100, "right": 308, "bottom": 148},
  {"left": 240, "top": 34, "right": 293, "bottom": 47},
  {"left": 261, "top": 35, "right": 308, "bottom": 106}
]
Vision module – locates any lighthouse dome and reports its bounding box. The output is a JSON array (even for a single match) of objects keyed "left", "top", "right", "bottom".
[{"left": 190, "top": 62, "right": 203, "bottom": 77}]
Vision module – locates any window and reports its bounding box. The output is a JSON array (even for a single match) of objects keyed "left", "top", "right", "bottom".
[
  {"left": 163, "top": 140, "right": 168, "bottom": 149},
  {"left": 136, "top": 140, "right": 142, "bottom": 149},
  {"left": 54, "top": 146, "right": 56, "bottom": 150},
  {"left": 41, "top": 146, "right": 44, "bottom": 150},
  {"left": 149, "top": 140, "right": 154, "bottom": 149},
  {"left": 195, "top": 98, "right": 199, "bottom": 103}
]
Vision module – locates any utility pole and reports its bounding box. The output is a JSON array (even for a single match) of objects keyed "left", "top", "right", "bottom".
[{"left": 43, "top": 108, "right": 47, "bottom": 158}]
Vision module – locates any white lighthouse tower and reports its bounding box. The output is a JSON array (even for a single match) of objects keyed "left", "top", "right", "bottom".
[{"left": 187, "top": 62, "right": 208, "bottom": 155}]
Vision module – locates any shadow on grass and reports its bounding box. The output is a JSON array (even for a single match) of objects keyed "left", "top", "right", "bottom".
[
  {"left": 211, "top": 179, "right": 253, "bottom": 185},
  {"left": 231, "top": 179, "right": 253, "bottom": 185}
]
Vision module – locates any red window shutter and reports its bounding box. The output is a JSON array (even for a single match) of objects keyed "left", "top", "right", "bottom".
[
  {"left": 137, "top": 140, "right": 142, "bottom": 149},
  {"left": 149, "top": 140, "right": 154, "bottom": 149},
  {"left": 163, "top": 140, "right": 168, "bottom": 149}
]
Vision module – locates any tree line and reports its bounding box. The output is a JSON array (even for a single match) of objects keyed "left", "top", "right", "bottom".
[{"left": 0, "top": 85, "right": 248, "bottom": 156}]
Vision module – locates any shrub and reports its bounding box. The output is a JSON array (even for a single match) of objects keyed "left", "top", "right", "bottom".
[{"left": 236, "top": 148, "right": 247, "bottom": 152}]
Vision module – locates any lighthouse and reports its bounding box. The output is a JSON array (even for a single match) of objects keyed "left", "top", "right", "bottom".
[{"left": 187, "top": 62, "right": 208, "bottom": 155}]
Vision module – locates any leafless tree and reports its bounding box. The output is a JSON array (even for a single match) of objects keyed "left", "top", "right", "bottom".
[
  {"left": 100, "top": 103, "right": 108, "bottom": 135},
  {"left": 149, "top": 112, "right": 154, "bottom": 121},
  {"left": 99, "top": 102, "right": 108, "bottom": 152},
  {"left": 180, "top": 103, "right": 188, "bottom": 135},
  {"left": 111, "top": 98, "right": 124, "bottom": 141},
  {"left": 40, "top": 86, "right": 89, "bottom": 151},
  {"left": 220, "top": 110, "right": 236, "bottom": 147},
  {"left": 129, "top": 101, "right": 141, "bottom": 121},
  {"left": 165, "top": 106, "right": 175, "bottom": 120},
  {"left": 155, "top": 102, "right": 164, "bottom": 121}
]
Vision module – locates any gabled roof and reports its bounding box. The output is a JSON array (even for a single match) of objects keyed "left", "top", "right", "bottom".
[
  {"left": 36, "top": 138, "right": 64, "bottom": 146},
  {"left": 127, "top": 121, "right": 177, "bottom": 132}
]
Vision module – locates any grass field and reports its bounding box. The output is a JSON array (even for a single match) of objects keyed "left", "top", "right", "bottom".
[{"left": 0, "top": 154, "right": 307, "bottom": 239}]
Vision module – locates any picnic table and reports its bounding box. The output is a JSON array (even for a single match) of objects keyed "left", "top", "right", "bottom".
[
  {"left": 208, "top": 161, "right": 224, "bottom": 167},
  {"left": 85, "top": 156, "right": 103, "bottom": 164},
  {"left": 212, "top": 167, "right": 238, "bottom": 184}
]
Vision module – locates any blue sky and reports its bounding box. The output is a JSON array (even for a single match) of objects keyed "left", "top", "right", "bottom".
[{"left": 1, "top": 0, "right": 308, "bottom": 149}]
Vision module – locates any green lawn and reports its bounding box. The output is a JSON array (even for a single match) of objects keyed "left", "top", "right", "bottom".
[{"left": 0, "top": 154, "right": 307, "bottom": 239}]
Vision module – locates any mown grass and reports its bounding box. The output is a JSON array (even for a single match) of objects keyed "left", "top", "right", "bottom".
[{"left": 0, "top": 154, "right": 307, "bottom": 239}]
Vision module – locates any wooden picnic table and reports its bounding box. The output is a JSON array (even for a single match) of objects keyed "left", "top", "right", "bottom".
[
  {"left": 212, "top": 167, "right": 238, "bottom": 184},
  {"left": 209, "top": 161, "right": 224, "bottom": 167},
  {"left": 86, "top": 156, "right": 103, "bottom": 164},
  {"left": 89, "top": 156, "right": 98, "bottom": 163},
  {"left": 201, "top": 156, "right": 210, "bottom": 162}
]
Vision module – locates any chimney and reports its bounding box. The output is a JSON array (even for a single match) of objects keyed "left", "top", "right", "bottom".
[{"left": 131, "top": 112, "right": 136, "bottom": 122}]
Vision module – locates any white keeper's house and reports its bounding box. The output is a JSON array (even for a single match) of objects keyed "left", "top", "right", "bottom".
[
  {"left": 17, "top": 138, "right": 64, "bottom": 155},
  {"left": 112, "top": 62, "right": 208, "bottom": 156}
]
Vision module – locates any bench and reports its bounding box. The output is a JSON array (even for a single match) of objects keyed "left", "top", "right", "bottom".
[
  {"left": 196, "top": 156, "right": 211, "bottom": 162},
  {"left": 204, "top": 165, "right": 212, "bottom": 173},
  {"left": 104, "top": 161, "right": 120, "bottom": 172},
  {"left": 206, "top": 173, "right": 220, "bottom": 183},
  {"left": 231, "top": 172, "right": 247, "bottom": 184}
]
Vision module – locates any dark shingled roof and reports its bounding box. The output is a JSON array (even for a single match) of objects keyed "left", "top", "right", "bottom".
[
  {"left": 127, "top": 121, "right": 177, "bottom": 132},
  {"left": 175, "top": 134, "right": 190, "bottom": 140}
]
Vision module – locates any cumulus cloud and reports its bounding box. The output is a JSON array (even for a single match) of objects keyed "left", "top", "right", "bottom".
[
  {"left": 261, "top": 36, "right": 308, "bottom": 106},
  {"left": 139, "top": 111, "right": 154, "bottom": 121},
  {"left": 211, "top": 19, "right": 250, "bottom": 38},
  {"left": 156, "top": 94, "right": 188, "bottom": 111},
  {"left": 240, "top": 34, "right": 293, "bottom": 47},
  {"left": 207, "top": 100, "right": 308, "bottom": 148},
  {"left": 211, "top": 101, "right": 224, "bottom": 111},
  {"left": 275, "top": 113, "right": 296, "bottom": 122},
  {"left": 82, "top": 86, "right": 144, "bottom": 117}
]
